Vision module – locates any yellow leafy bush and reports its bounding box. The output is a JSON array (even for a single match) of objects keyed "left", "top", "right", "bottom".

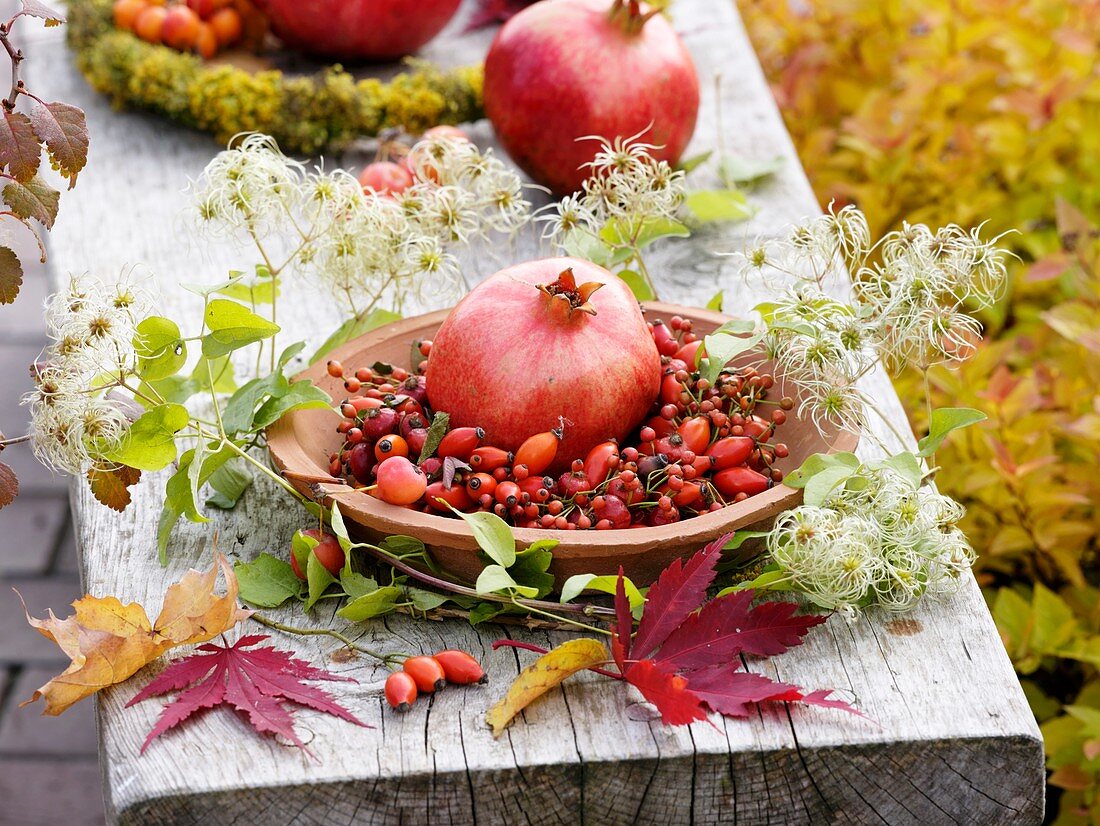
[{"left": 740, "top": 0, "right": 1100, "bottom": 819}]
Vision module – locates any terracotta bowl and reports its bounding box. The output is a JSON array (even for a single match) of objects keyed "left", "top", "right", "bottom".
[{"left": 266, "top": 303, "right": 859, "bottom": 589}]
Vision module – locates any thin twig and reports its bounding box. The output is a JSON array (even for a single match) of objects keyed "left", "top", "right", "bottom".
[
  {"left": 0, "top": 20, "right": 25, "bottom": 111},
  {"left": 250, "top": 613, "right": 406, "bottom": 666},
  {"left": 396, "top": 604, "right": 598, "bottom": 633},
  {"left": 352, "top": 539, "right": 616, "bottom": 620},
  {"left": 0, "top": 432, "right": 30, "bottom": 449}
]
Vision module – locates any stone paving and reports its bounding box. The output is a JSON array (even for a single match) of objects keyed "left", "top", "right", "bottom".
[{"left": 1, "top": 237, "right": 106, "bottom": 824}]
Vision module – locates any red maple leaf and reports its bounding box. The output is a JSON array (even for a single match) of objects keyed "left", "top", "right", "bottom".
[
  {"left": 611, "top": 565, "right": 633, "bottom": 670},
  {"left": 654, "top": 590, "right": 828, "bottom": 671},
  {"left": 610, "top": 545, "right": 864, "bottom": 725},
  {"left": 683, "top": 665, "right": 804, "bottom": 717},
  {"left": 127, "top": 634, "right": 368, "bottom": 754},
  {"left": 628, "top": 533, "right": 728, "bottom": 660},
  {"left": 623, "top": 659, "right": 708, "bottom": 726}
]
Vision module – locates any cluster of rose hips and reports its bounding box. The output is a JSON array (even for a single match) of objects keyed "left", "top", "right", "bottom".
[
  {"left": 325, "top": 315, "right": 790, "bottom": 530},
  {"left": 356, "top": 125, "right": 469, "bottom": 197},
  {"left": 385, "top": 650, "right": 486, "bottom": 712},
  {"left": 112, "top": 0, "right": 252, "bottom": 59}
]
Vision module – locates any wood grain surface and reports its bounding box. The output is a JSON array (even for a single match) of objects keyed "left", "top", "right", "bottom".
[{"left": 25, "top": 0, "right": 1044, "bottom": 822}]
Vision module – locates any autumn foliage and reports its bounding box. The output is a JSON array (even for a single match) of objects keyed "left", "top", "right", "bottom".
[
  {"left": 740, "top": 0, "right": 1100, "bottom": 818},
  {"left": 20, "top": 554, "right": 248, "bottom": 715},
  {"left": 487, "top": 536, "right": 857, "bottom": 735}
]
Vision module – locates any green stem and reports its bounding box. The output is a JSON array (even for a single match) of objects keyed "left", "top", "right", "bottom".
[
  {"left": 250, "top": 613, "right": 407, "bottom": 666},
  {"left": 222, "top": 439, "right": 307, "bottom": 505}
]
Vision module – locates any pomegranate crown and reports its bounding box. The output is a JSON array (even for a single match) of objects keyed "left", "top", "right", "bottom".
[
  {"left": 608, "top": 0, "right": 663, "bottom": 35},
  {"left": 537, "top": 268, "right": 604, "bottom": 319}
]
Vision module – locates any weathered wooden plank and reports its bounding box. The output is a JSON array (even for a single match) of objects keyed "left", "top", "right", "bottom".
[{"left": 26, "top": 0, "right": 1043, "bottom": 823}]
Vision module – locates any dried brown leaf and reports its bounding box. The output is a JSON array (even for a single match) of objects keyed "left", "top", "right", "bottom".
[
  {"left": 0, "top": 246, "right": 22, "bottom": 304},
  {"left": 0, "top": 461, "right": 18, "bottom": 508},
  {"left": 87, "top": 464, "right": 141, "bottom": 512}
]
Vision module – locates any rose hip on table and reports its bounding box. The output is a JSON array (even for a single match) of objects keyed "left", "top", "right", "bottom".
[
  {"left": 324, "top": 313, "right": 790, "bottom": 530},
  {"left": 385, "top": 650, "right": 487, "bottom": 712}
]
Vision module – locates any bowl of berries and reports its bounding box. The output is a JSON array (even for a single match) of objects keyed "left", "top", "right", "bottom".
[{"left": 266, "top": 257, "right": 858, "bottom": 588}]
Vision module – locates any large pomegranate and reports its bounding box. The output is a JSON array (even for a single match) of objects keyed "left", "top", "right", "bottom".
[
  {"left": 253, "top": 0, "right": 461, "bottom": 60},
  {"left": 425, "top": 257, "right": 660, "bottom": 471},
  {"left": 483, "top": 0, "right": 700, "bottom": 194}
]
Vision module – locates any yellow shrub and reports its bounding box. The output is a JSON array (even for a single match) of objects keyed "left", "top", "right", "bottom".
[{"left": 739, "top": 0, "right": 1100, "bottom": 819}]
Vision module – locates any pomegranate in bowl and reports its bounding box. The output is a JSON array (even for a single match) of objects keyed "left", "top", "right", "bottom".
[{"left": 255, "top": 0, "right": 462, "bottom": 60}]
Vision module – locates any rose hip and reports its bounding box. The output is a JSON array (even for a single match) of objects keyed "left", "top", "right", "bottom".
[{"left": 434, "top": 650, "right": 487, "bottom": 685}]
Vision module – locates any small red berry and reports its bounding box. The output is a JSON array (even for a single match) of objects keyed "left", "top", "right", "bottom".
[
  {"left": 434, "top": 650, "right": 487, "bottom": 685},
  {"left": 385, "top": 671, "right": 418, "bottom": 711},
  {"left": 375, "top": 456, "right": 427, "bottom": 505},
  {"left": 403, "top": 656, "right": 446, "bottom": 693}
]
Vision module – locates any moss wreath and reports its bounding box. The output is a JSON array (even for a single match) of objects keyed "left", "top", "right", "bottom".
[{"left": 66, "top": 0, "right": 486, "bottom": 154}]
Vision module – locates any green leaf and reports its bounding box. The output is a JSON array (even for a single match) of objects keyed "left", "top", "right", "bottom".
[
  {"left": 339, "top": 571, "right": 379, "bottom": 600},
  {"left": 138, "top": 375, "right": 194, "bottom": 406},
  {"left": 508, "top": 545, "right": 556, "bottom": 599},
  {"left": 803, "top": 465, "right": 858, "bottom": 507},
  {"left": 700, "top": 324, "right": 765, "bottom": 386},
  {"left": 562, "top": 228, "right": 627, "bottom": 268},
  {"left": 220, "top": 375, "right": 283, "bottom": 436},
  {"left": 783, "top": 451, "right": 860, "bottom": 488},
  {"left": 276, "top": 341, "right": 307, "bottom": 372},
  {"left": 684, "top": 189, "right": 752, "bottom": 224},
  {"left": 103, "top": 403, "right": 189, "bottom": 471},
  {"left": 379, "top": 534, "right": 427, "bottom": 557},
  {"left": 310, "top": 308, "right": 401, "bottom": 364},
  {"left": 677, "top": 150, "right": 713, "bottom": 173},
  {"left": 418, "top": 411, "right": 450, "bottom": 463},
  {"left": 618, "top": 270, "right": 655, "bottom": 302},
  {"left": 1028, "top": 583, "right": 1078, "bottom": 656},
  {"left": 202, "top": 299, "right": 280, "bottom": 358},
  {"left": 235, "top": 554, "right": 302, "bottom": 608},
  {"left": 182, "top": 272, "right": 246, "bottom": 299},
  {"left": 917, "top": 407, "right": 987, "bottom": 457},
  {"left": 602, "top": 216, "right": 691, "bottom": 250},
  {"left": 195, "top": 354, "right": 237, "bottom": 393},
  {"left": 291, "top": 529, "right": 317, "bottom": 572},
  {"left": 875, "top": 451, "right": 923, "bottom": 488},
  {"left": 330, "top": 504, "right": 353, "bottom": 556},
  {"left": 337, "top": 586, "right": 402, "bottom": 621},
  {"left": 717, "top": 153, "right": 784, "bottom": 187},
  {"left": 706, "top": 291, "right": 724, "bottom": 311},
  {"left": 475, "top": 564, "right": 538, "bottom": 598},
  {"left": 304, "top": 547, "right": 336, "bottom": 612},
  {"left": 468, "top": 602, "right": 508, "bottom": 626},
  {"left": 3, "top": 175, "right": 60, "bottom": 229},
  {"left": 723, "top": 530, "right": 771, "bottom": 551},
  {"left": 252, "top": 380, "right": 330, "bottom": 430},
  {"left": 451, "top": 509, "right": 516, "bottom": 567},
  {"left": 560, "top": 574, "right": 644, "bottom": 609},
  {"left": 205, "top": 459, "right": 253, "bottom": 509},
  {"left": 716, "top": 564, "right": 792, "bottom": 597},
  {"left": 216, "top": 277, "right": 279, "bottom": 305},
  {"left": 156, "top": 446, "right": 233, "bottom": 564},
  {"left": 133, "top": 317, "right": 187, "bottom": 381},
  {"left": 406, "top": 587, "right": 449, "bottom": 611}
]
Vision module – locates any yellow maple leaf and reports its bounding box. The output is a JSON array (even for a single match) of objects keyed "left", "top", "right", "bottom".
[
  {"left": 19, "top": 554, "right": 250, "bottom": 716},
  {"left": 485, "top": 639, "right": 608, "bottom": 737}
]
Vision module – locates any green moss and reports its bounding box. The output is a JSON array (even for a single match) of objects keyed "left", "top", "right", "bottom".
[{"left": 66, "top": 0, "right": 484, "bottom": 154}]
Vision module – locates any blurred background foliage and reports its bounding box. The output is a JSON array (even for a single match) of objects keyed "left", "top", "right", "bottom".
[{"left": 738, "top": 0, "right": 1100, "bottom": 821}]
